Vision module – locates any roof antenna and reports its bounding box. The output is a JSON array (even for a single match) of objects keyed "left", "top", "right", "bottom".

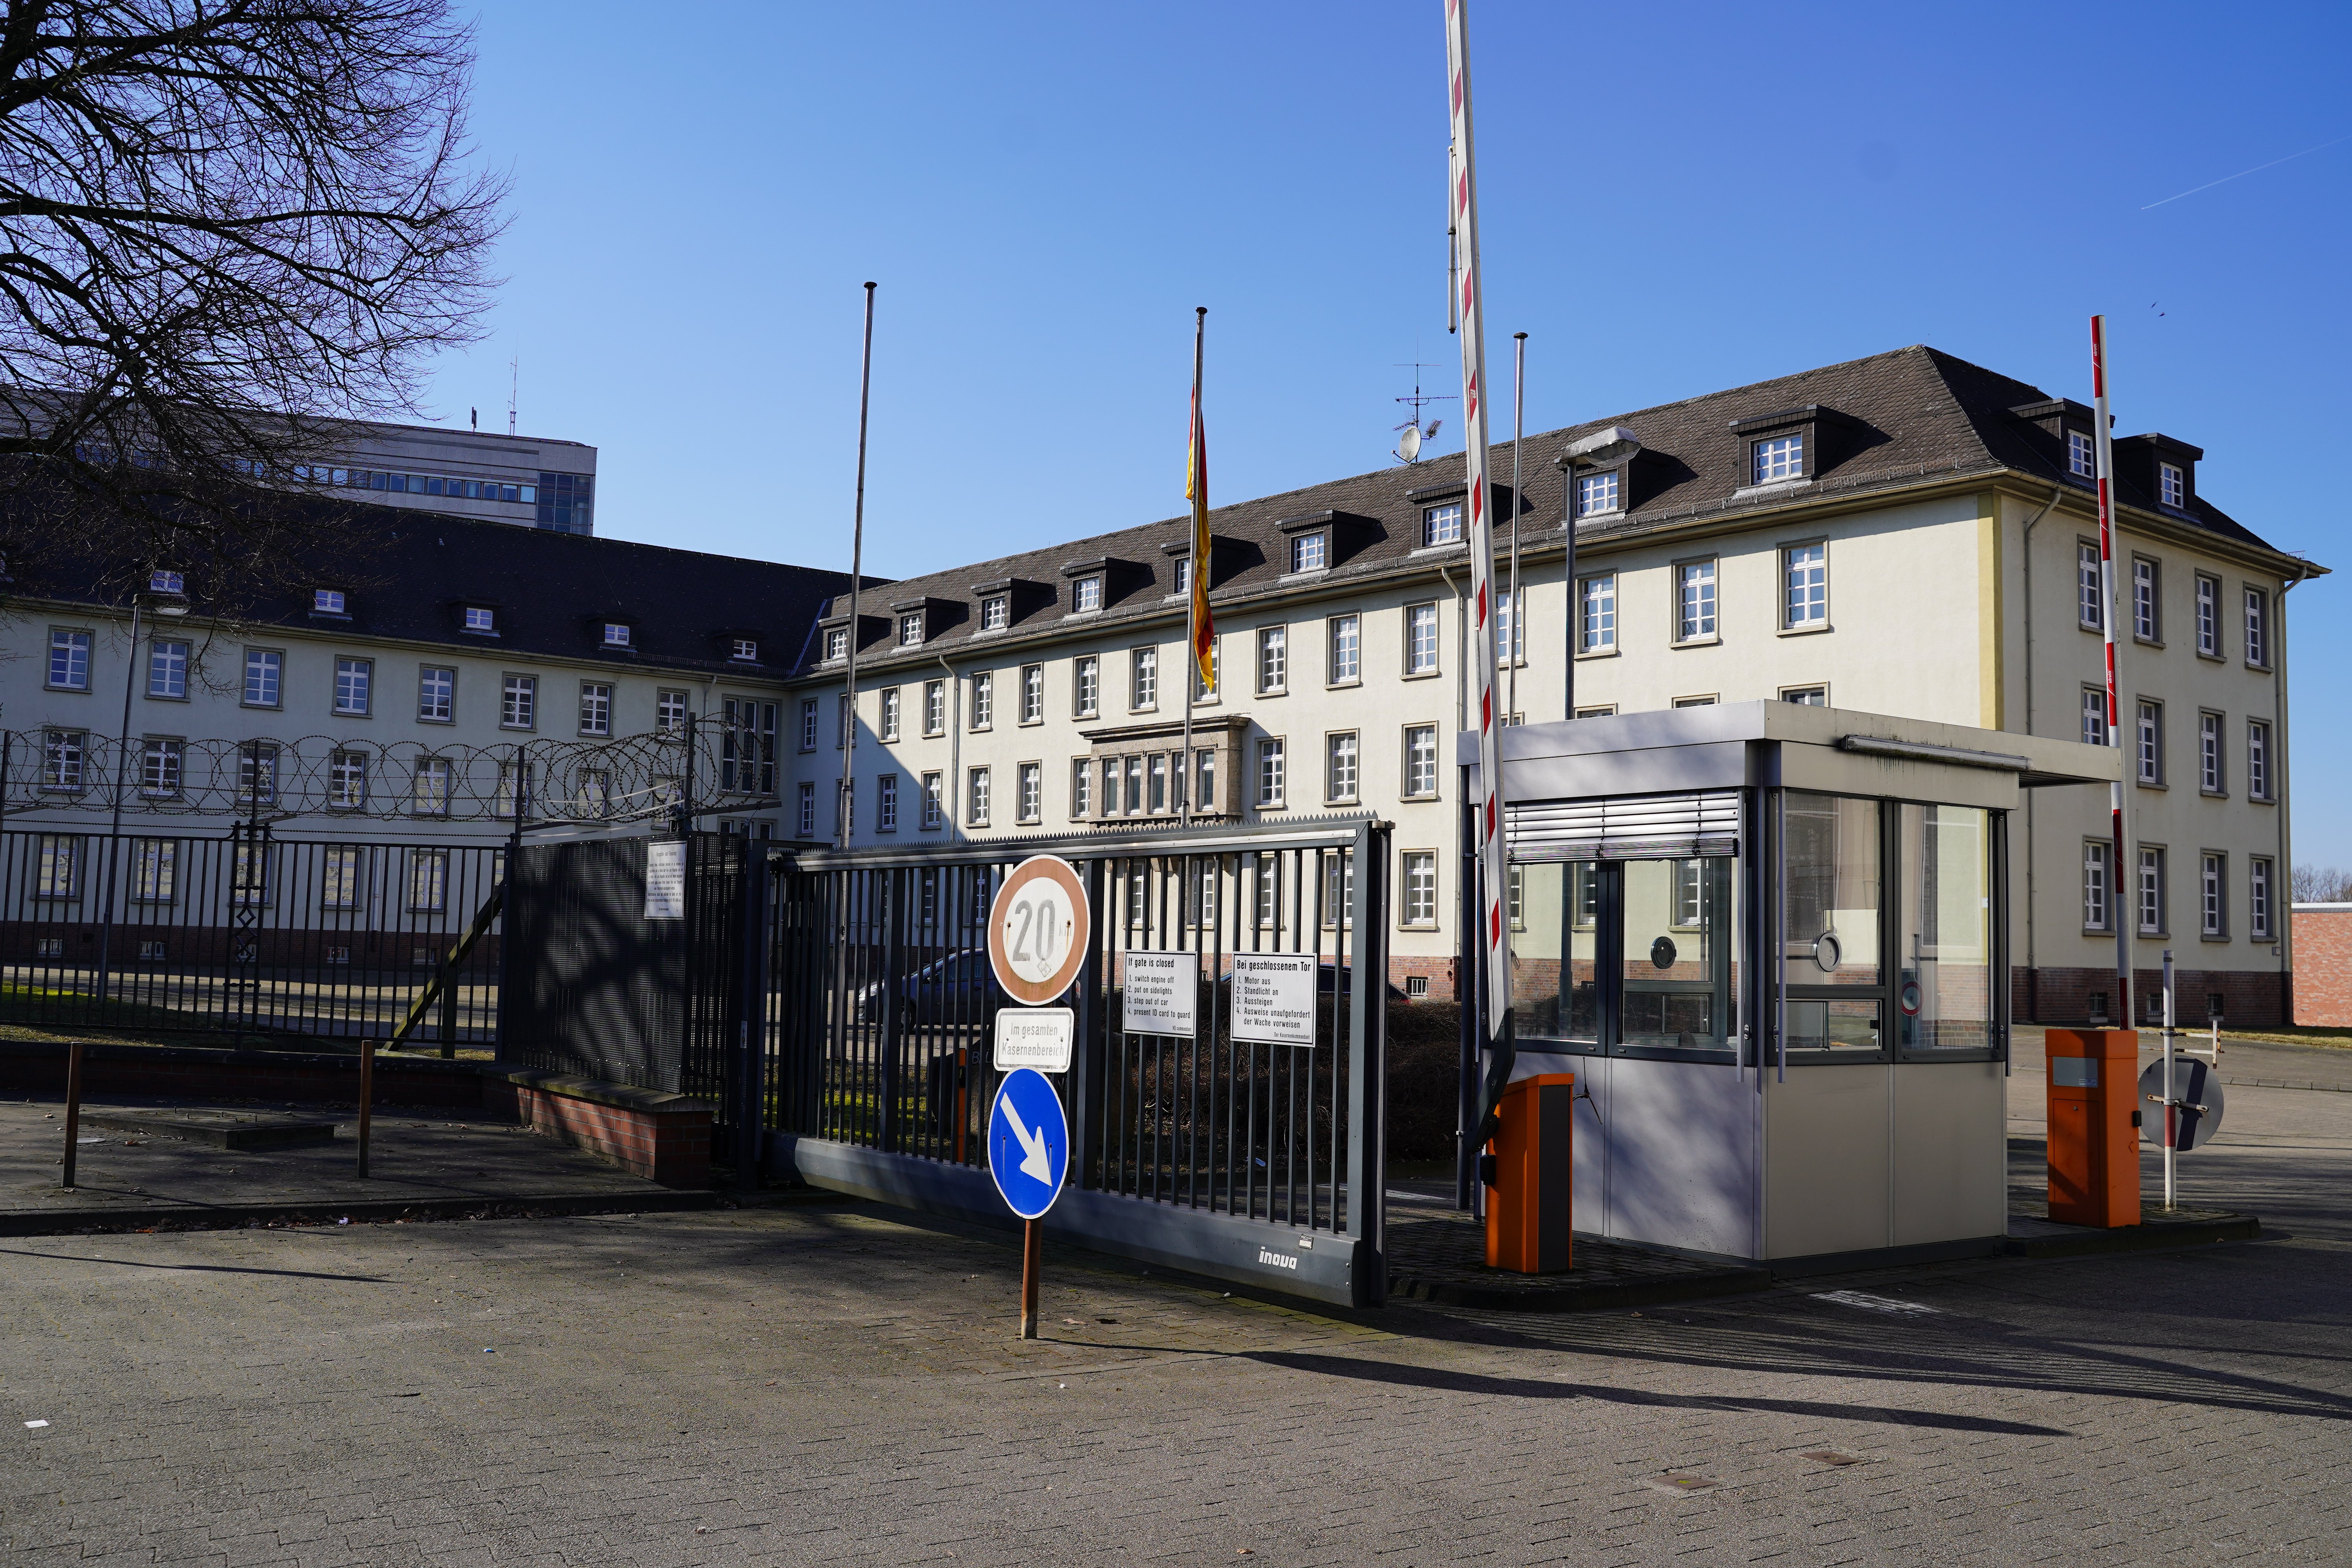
[
  {"left": 1392, "top": 347, "right": 1455, "bottom": 464},
  {"left": 470, "top": 406, "right": 477, "bottom": 431},
  {"left": 507, "top": 355, "right": 518, "bottom": 437}
]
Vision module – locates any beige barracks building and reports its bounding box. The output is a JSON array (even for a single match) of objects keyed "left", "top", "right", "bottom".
[{"left": 781, "top": 347, "right": 2320, "bottom": 1025}]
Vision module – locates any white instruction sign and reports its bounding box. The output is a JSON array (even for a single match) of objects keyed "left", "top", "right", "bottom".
[
  {"left": 643, "top": 840, "right": 686, "bottom": 921},
  {"left": 1122, "top": 949, "right": 1199, "bottom": 1038},
  {"left": 993, "top": 1007, "right": 1075, "bottom": 1074},
  {"left": 1230, "top": 953, "right": 1318, "bottom": 1047}
]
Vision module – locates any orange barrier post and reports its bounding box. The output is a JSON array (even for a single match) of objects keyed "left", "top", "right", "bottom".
[
  {"left": 1483, "top": 1073, "right": 1575, "bottom": 1273},
  {"left": 2046, "top": 1028, "right": 2141, "bottom": 1227}
]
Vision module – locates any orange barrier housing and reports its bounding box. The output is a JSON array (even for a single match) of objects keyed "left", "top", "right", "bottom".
[
  {"left": 2045, "top": 1028, "right": 2141, "bottom": 1228},
  {"left": 1485, "top": 1073, "right": 1576, "bottom": 1273}
]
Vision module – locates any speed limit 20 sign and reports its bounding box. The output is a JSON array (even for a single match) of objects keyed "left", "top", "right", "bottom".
[{"left": 987, "top": 855, "right": 1091, "bottom": 1005}]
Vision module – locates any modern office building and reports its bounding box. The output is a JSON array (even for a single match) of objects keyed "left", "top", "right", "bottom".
[
  {"left": 778, "top": 345, "right": 2322, "bottom": 1025},
  {"left": 308, "top": 417, "right": 599, "bottom": 535}
]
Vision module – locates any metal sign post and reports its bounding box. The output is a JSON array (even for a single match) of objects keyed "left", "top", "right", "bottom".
[
  {"left": 984, "top": 857, "right": 1088, "bottom": 1338},
  {"left": 989, "top": 1067, "right": 1070, "bottom": 1339}
]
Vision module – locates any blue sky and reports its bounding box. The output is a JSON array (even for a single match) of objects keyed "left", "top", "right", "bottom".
[{"left": 428, "top": 1, "right": 2351, "bottom": 860}]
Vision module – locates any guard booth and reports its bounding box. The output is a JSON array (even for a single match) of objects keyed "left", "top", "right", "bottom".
[{"left": 1463, "top": 702, "right": 2115, "bottom": 1269}]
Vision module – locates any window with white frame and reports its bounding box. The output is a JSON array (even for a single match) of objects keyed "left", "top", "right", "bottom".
[
  {"left": 1148, "top": 753, "right": 1167, "bottom": 813},
  {"left": 1575, "top": 704, "right": 1617, "bottom": 719},
  {"left": 1579, "top": 575, "right": 1615, "bottom": 653},
  {"left": 602, "top": 621, "right": 630, "bottom": 648},
  {"left": 331, "top": 658, "right": 372, "bottom": 716},
  {"left": 898, "top": 612, "right": 923, "bottom": 647},
  {"left": 2132, "top": 559, "right": 2160, "bottom": 641},
  {"left": 1020, "top": 664, "right": 1044, "bottom": 724},
  {"left": 1130, "top": 646, "right": 1158, "bottom": 710},
  {"left": 40, "top": 728, "right": 83, "bottom": 791},
  {"left": 1194, "top": 636, "right": 1218, "bottom": 701},
  {"left": 1122, "top": 756, "right": 1143, "bottom": 814},
  {"left": 877, "top": 773, "right": 898, "bottom": 832},
  {"left": 1073, "top": 655, "right": 1099, "bottom": 717},
  {"left": 47, "top": 628, "right": 90, "bottom": 690},
  {"left": 1257, "top": 625, "right": 1287, "bottom": 693},
  {"left": 1325, "top": 731, "right": 1358, "bottom": 803},
  {"left": 1494, "top": 586, "right": 1523, "bottom": 665},
  {"left": 463, "top": 606, "right": 495, "bottom": 634},
  {"left": 1018, "top": 762, "right": 1042, "bottom": 823},
  {"left": 971, "top": 670, "right": 993, "bottom": 728},
  {"left": 1321, "top": 853, "right": 1354, "bottom": 929},
  {"left": 501, "top": 673, "right": 535, "bottom": 730},
  {"left": 1422, "top": 502, "right": 1463, "bottom": 546},
  {"left": 2068, "top": 428, "right": 2095, "bottom": 477},
  {"left": 1328, "top": 614, "right": 1360, "bottom": 684},
  {"left": 2082, "top": 687, "right": 2109, "bottom": 746},
  {"left": 2078, "top": 542, "right": 2103, "bottom": 630},
  {"left": 1402, "top": 851, "right": 1437, "bottom": 927},
  {"left": 967, "top": 766, "right": 991, "bottom": 825},
  {"left": 1100, "top": 757, "right": 1121, "bottom": 817},
  {"left": 1071, "top": 759, "right": 1092, "bottom": 818},
  {"left": 1405, "top": 725, "right": 1439, "bottom": 798},
  {"left": 2199, "top": 712, "right": 2223, "bottom": 793},
  {"left": 494, "top": 758, "right": 534, "bottom": 818},
  {"left": 140, "top": 738, "right": 182, "bottom": 798},
  {"left": 1194, "top": 747, "right": 1215, "bottom": 814},
  {"left": 2160, "top": 461, "right": 2186, "bottom": 509},
  {"left": 1290, "top": 531, "right": 1327, "bottom": 573},
  {"left": 309, "top": 586, "right": 342, "bottom": 615},
  {"left": 408, "top": 848, "right": 448, "bottom": 913},
  {"left": 576, "top": 769, "right": 610, "bottom": 819},
  {"left": 825, "top": 628, "right": 848, "bottom": 661},
  {"left": 1253, "top": 852, "right": 1281, "bottom": 928},
  {"left": 2244, "top": 587, "right": 2269, "bottom": 667},
  {"left": 243, "top": 648, "right": 281, "bottom": 707},
  {"left": 412, "top": 757, "right": 451, "bottom": 817},
  {"left": 1257, "top": 737, "right": 1285, "bottom": 807},
  {"left": 1072, "top": 574, "right": 1103, "bottom": 613},
  {"left": 798, "top": 697, "right": 819, "bottom": 751},
  {"left": 418, "top": 667, "right": 454, "bottom": 723},
  {"left": 980, "top": 595, "right": 1009, "bottom": 631},
  {"left": 924, "top": 679, "right": 946, "bottom": 735},
  {"left": 1675, "top": 560, "right": 1717, "bottom": 641},
  {"left": 1174, "top": 557, "right": 1192, "bottom": 595},
  {"left": 2136, "top": 700, "right": 2162, "bottom": 784},
  {"left": 132, "top": 838, "right": 176, "bottom": 904},
  {"left": 2201, "top": 853, "right": 2225, "bottom": 937},
  {"left": 35, "top": 833, "right": 78, "bottom": 897},
  {"left": 730, "top": 637, "right": 759, "bottom": 662},
  {"left": 2083, "top": 840, "right": 2110, "bottom": 931},
  {"left": 797, "top": 781, "right": 816, "bottom": 836},
  {"left": 2250, "top": 856, "right": 2274, "bottom": 939},
  {"left": 1508, "top": 864, "right": 1525, "bottom": 929},
  {"left": 2194, "top": 573, "right": 2220, "bottom": 656},
  {"left": 2247, "top": 720, "right": 2270, "bottom": 800},
  {"left": 328, "top": 750, "right": 367, "bottom": 809},
  {"left": 658, "top": 688, "right": 688, "bottom": 735},
  {"left": 1406, "top": 602, "right": 1439, "bottom": 675},
  {"left": 880, "top": 687, "right": 901, "bottom": 740},
  {"left": 149, "top": 639, "right": 187, "bottom": 699},
  {"left": 579, "top": 681, "right": 612, "bottom": 737},
  {"left": 1784, "top": 542, "right": 1827, "bottom": 628},
  {"left": 2138, "top": 846, "right": 2165, "bottom": 935},
  {"left": 1752, "top": 434, "right": 1802, "bottom": 484},
  {"left": 1781, "top": 685, "right": 1828, "bottom": 706},
  {"left": 1575, "top": 470, "right": 1619, "bottom": 517}
]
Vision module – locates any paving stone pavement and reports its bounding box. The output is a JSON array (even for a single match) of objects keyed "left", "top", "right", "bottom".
[{"left": 3, "top": 1061, "right": 2348, "bottom": 1566}]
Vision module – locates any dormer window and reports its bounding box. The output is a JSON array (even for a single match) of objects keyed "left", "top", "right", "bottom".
[
  {"left": 602, "top": 622, "right": 631, "bottom": 648},
  {"left": 980, "top": 595, "right": 1008, "bottom": 630},
  {"left": 463, "top": 606, "right": 495, "bottom": 633},
  {"left": 2068, "top": 429, "right": 2095, "bottom": 477},
  {"left": 898, "top": 612, "right": 924, "bottom": 647},
  {"left": 1422, "top": 503, "right": 1463, "bottom": 546},
  {"left": 313, "top": 588, "right": 345, "bottom": 614},
  {"left": 1290, "top": 531, "right": 1327, "bottom": 573},
  {"left": 1072, "top": 575, "right": 1103, "bottom": 613},
  {"left": 149, "top": 570, "right": 184, "bottom": 594},
  {"left": 1575, "top": 471, "right": 1619, "bottom": 517},
  {"left": 2159, "top": 461, "right": 2185, "bottom": 509},
  {"left": 730, "top": 637, "right": 759, "bottom": 662},
  {"left": 1173, "top": 559, "right": 1191, "bottom": 595},
  {"left": 1752, "top": 435, "right": 1802, "bottom": 485},
  {"left": 825, "top": 628, "right": 847, "bottom": 661}
]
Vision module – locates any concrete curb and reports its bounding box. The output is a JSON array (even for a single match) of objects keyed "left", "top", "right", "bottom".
[
  {"left": 2003, "top": 1211, "right": 2261, "bottom": 1259},
  {"left": 1386, "top": 1265, "right": 1771, "bottom": 1314},
  {"left": 0, "top": 1189, "right": 726, "bottom": 1238}
]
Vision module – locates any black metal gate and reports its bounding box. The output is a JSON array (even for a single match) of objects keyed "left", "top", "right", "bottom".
[{"left": 762, "top": 817, "right": 1390, "bottom": 1307}]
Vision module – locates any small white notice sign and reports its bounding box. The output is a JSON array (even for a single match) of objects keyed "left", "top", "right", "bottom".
[
  {"left": 993, "top": 1007, "right": 1075, "bottom": 1074},
  {"left": 1122, "top": 949, "right": 1199, "bottom": 1038},
  {"left": 1230, "top": 953, "right": 1318, "bottom": 1047},
  {"left": 643, "top": 840, "right": 686, "bottom": 921}
]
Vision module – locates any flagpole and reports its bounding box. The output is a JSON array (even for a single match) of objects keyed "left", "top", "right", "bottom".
[
  {"left": 1182, "top": 309, "right": 1204, "bottom": 827},
  {"left": 1445, "top": 0, "right": 1514, "bottom": 1148},
  {"left": 839, "top": 281, "right": 875, "bottom": 851}
]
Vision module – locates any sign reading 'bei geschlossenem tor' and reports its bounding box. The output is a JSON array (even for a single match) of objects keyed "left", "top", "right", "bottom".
[{"left": 1229, "top": 953, "right": 1318, "bottom": 1047}]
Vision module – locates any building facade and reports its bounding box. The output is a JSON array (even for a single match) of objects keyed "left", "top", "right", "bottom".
[
  {"left": 293, "top": 417, "right": 598, "bottom": 535},
  {"left": 779, "top": 346, "right": 2320, "bottom": 1024}
]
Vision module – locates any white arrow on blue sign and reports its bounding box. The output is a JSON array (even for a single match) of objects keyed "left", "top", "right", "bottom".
[{"left": 987, "top": 1066, "right": 1069, "bottom": 1221}]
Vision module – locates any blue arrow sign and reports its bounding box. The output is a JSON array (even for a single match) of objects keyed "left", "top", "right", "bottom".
[{"left": 988, "top": 1066, "right": 1069, "bottom": 1221}]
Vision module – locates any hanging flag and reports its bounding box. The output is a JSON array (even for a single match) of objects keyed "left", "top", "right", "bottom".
[
  {"left": 1186, "top": 377, "right": 1213, "bottom": 690},
  {"left": 1445, "top": 0, "right": 1515, "bottom": 1142}
]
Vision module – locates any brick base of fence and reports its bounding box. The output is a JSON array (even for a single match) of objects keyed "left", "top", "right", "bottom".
[{"left": 0, "top": 1042, "right": 714, "bottom": 1189}]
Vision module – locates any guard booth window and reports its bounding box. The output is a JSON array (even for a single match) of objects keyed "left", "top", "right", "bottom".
[
  {"left": 1897, "top": 802, "right": 1992, "bottom": 1052},
  {"left": 1782, "top": 792, "right": 1883, "bottom": 1054},
  {"left": 1510, "top": 856, "right": 1737, "bottom": 1059}
]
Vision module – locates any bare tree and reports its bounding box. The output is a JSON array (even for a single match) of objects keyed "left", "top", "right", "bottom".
[
  {"left": 2293, "top": 864, "right": 2351, "bottom": 904},
  {"left": 0, "top": 0, "right": 504, "bottom": 610}
]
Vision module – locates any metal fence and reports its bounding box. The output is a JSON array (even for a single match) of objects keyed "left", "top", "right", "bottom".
[
  {"left": 0, "top": 825, "right": 503, "bottom": 1042},
  {"left": 766, "top": 817, "right": 1389, "bottom": 1306}
]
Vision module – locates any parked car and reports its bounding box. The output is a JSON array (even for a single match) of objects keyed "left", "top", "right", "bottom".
[{"left": 852, "top": 950, "right": 1007, "bottom": 1026}]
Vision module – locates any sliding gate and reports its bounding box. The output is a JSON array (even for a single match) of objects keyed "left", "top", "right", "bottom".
[{"left": 765, "top": 817, "right": 1389, "bottom": 1307}]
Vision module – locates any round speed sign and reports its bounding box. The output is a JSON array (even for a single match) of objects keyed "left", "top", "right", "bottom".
[{"left": 987, "top": 855, "right": 1091, "bottom": 1006}]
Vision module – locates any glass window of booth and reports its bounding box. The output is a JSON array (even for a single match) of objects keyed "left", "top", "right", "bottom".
[
  {"left": 1509, "top": 855, "right": 1736, "bottom": 1059},
  {"left": 1783, "top": 791, "right": 1884, "bottom": 1055}
]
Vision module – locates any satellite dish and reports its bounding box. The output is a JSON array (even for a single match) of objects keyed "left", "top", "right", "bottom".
[{"left": 1397, "top": 423, "right": 1423, "bottom": 463}]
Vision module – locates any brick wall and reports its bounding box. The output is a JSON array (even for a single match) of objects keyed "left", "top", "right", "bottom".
[
  {"left": 1390, "top": 955, "right": 1459, "bottom": 1002},
  {"left": 483, "top": 1072, "right": 711, "bottom": 1188},
  {"left": 2292, "top": 907, "right": 2352, "bottom": 1026}
]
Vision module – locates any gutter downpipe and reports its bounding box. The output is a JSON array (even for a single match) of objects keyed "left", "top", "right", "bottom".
[{"left": 2018, "top": 483, "right": 2064, "bottom": 1022}]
